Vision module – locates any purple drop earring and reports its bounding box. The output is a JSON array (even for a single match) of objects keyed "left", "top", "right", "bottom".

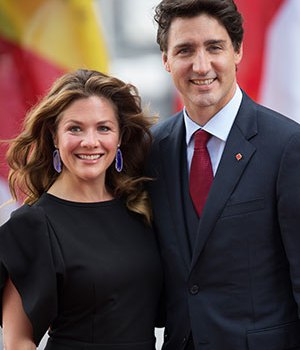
[
  {"left": 53, "top": 149, "right": 62, "bottom": 173},
  {"left": 115, "top": 147, "right": 123, "bottom": 172}
]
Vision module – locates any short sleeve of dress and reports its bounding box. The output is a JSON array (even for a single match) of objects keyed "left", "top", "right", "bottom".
[{"left": 0, "top": 204, "right": 64, "bottom": 345}]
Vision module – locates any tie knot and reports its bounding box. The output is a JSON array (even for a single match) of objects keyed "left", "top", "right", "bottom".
[{"left": 193, "top": 129, "right": 211, "bottom": 150}]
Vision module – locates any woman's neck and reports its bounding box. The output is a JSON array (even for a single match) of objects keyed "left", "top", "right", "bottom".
[{"left": 47, "top": 174, "right": 113, "bottom": 203}]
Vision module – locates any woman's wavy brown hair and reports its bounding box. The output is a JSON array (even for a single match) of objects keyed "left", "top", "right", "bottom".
[{"left": 6, "top": 69, "right": 154, "bottom": 224}]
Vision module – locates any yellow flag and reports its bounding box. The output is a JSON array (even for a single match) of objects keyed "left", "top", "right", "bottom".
[{"left": 0, "top": 0, "right": 109, "bottom": 71}]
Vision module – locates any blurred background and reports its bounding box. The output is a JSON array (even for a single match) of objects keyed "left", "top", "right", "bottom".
[{"left": 0, "top": 0, "right": 300, "bottom": 348}]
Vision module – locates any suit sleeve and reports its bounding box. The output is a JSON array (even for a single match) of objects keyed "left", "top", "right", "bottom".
[
  {"left": 0, "top": 204, "right": 64, "bottom": 345},
  {"left": 277, "top": 131, "right": 300, "bottom": 314}
]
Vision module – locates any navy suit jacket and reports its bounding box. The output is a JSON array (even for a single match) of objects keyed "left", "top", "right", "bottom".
[{"left": 147, "top": 92, "right": 300, "bottom": 350}]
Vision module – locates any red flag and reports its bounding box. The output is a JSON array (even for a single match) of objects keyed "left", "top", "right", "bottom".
[
  {"left": 237, "top": 0, "right": 300, "bottom": 122},
  {"left": 235, "top": 0, "right": 284, "bottom": 102}
]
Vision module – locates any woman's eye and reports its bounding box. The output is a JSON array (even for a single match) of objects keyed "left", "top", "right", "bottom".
[
  {"left": 98, "top": 126, "right": 110, "bottom": 132},
  {"left": 69, "top": 126, "right": 81, "bottom": 132}
]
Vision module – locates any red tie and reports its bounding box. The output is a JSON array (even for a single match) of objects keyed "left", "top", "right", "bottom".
[{"left": 189, "top": 129, "right": 213, "bottom": 216}]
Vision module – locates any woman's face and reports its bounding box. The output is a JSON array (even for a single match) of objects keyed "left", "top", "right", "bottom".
[{"left": 54, "top": 95, "right": 120, "bottom": 186}]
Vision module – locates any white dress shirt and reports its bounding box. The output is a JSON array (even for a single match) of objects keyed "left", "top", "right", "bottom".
[{"left": 184, "top": 86, "right": 243, "bottom": 175}]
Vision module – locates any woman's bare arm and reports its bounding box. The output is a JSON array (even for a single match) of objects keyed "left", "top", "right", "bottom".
[{"left": 2, "top": 278, "right": 36, "bottom": 350}]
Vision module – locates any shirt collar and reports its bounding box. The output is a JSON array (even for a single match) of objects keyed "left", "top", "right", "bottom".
[{"left": 184, "top": 85, "right": 243, "bottom": 146}]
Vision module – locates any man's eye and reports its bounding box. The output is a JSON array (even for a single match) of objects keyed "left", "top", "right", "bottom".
[
  {"left": 178, "top": 48, "right": 190, "bottom": 55},
  {"left": 209, "top": 45, "right": 222, "bottom": 52}
]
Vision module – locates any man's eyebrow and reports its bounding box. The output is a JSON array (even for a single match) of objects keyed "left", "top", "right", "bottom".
[
  {"left": 172, "top": 39, "right": 227, "bottom": 51},
  {"left": 173, "top": 42, "right": 194, "bottom": 50},
  {"left": 204, "top": 39, "right": 227, "bottom": 46}
]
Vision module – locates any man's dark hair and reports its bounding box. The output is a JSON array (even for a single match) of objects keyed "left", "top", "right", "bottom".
[{"left": 154, "top": 0, "right": 244, "bottom": 52}]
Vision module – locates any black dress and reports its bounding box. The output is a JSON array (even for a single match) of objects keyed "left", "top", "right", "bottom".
[{"left": 0, "top": 193, "right": 163, "bottom": 349}]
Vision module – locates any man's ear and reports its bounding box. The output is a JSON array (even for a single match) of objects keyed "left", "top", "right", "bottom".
[
  {"left": 162, "top": 52, "right": 170, "bottom": 72},
  {"left": 235, "top": 42, "right": 243, "bottom": 65}
]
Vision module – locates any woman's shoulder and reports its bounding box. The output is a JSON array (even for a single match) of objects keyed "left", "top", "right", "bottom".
[
  {"left": 0, "top": 200, "right": 63, "bottom": 345},
  {"left": 0, "top": 201, "right": 48, "bottom": 240},
  {"left": 10, "top": 201, "right": 43, "bottom": 217}
]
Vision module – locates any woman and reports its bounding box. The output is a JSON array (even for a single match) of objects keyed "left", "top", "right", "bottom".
[{"left": 0, "top": 69, "right": 163, "bottom": 349}]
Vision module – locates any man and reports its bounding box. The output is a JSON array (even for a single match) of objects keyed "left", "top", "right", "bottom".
[{"left": 147, "top": 0, "right": 300, "bottom": 349}]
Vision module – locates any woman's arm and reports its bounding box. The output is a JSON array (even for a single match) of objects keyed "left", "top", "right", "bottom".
[{"left": 2, "top": 278, "right": 36, "bottom": 350}]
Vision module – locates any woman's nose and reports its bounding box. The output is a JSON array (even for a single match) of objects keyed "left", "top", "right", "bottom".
[{"left": 81, "top": 130, "right": 99, "bottom": 147}]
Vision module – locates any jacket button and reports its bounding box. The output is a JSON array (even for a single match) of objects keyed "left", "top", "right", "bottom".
[
  {"left": 190, "top": 284, "right": 199, "bottom": 295},
  {"left": 182, "top": 337, "right": 187, "bottom": 344}
]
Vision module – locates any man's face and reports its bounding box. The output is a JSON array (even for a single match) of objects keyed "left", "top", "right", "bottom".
[{"left": 163, "top": 13, "right": 242, "bottom": 124}]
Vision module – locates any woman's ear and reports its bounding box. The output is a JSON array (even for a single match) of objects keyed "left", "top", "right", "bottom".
[
  {"left": 118, "top": 131, "right": 123, "bottom": 147},
  {"left": 51, "top": 130, "right": 58, "bottom": 148}
]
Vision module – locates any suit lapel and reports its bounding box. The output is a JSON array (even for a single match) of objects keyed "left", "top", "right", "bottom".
[
  {"left": 159, "top": 115, "right": 191, "bottom": 270},
  {"left": 190, "top": 93, "right": 258, "bottom": 271}
]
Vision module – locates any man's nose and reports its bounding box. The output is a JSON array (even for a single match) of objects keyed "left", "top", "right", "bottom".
[{"left": 192, "top": 51, "right": 211, "bottom": 75}]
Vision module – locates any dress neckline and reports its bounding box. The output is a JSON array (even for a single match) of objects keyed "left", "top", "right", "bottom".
[{"left": 41, "top": 192, "right": 119, "bottom": 208}]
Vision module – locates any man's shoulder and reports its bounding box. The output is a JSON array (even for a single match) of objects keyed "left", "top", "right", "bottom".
[
  {"left": 256, "top": 102, "right": 300, "bottom": 133},
  {"left": 151, "top": 111, "right": 183, "bottom": 139},
  {"left": 240, "top": 91, "right": 300, "bottom": 134}
]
